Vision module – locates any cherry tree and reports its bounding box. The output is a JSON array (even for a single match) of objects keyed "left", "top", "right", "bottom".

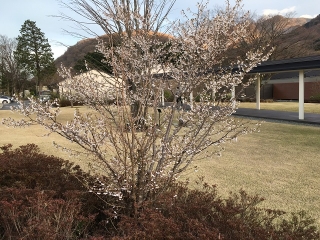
[{"left": 3, "top": 0, "right": 271, "bottom": 215}]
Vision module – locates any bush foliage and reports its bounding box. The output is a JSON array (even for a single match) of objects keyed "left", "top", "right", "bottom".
[{"left": 0, "top": 144, "right": 319, "bottom": 239}]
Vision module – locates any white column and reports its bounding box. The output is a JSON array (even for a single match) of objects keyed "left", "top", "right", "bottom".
[
  {"left": 299, "top": 70, "right": 304, "bottom": 120},
  {"left": 256, "top": 74, "right": 260, "bottom": 110},
  {"left": 161, "top": 89, "right": 164, "bottom": 107},
  {"left": 189, "top": 91, "right": 193, "bottom": 109},
  {"left": 231, "top": 85, "right": 236, "bottom": 109}
]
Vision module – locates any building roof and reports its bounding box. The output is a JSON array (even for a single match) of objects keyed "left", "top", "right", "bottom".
[
  {"left": 250, "top": 55, "right": 320, "bottom": 73},
  {"left": 269, "top": 69, "right": 320, "bottom": 80}
]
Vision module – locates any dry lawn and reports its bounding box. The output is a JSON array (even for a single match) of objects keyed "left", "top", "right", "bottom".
[
  {"left": 0, "top": 107, "right": 92, "bottom": 171},
  {"left": 1, "top": 106, "right": 320, "bottom": 225},
  {"left": 239, "top": 101, "right": 320, "bottom": 113},
  {"left": 182, "top": 120, "right": 320, "bottom": 225}
]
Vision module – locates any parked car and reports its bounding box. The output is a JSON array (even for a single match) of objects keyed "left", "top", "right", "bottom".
[
  {"left": 39, "top": 91, "right": 51, "bottom": 103},
  {"left": 39, "top": 95, "right": 50, "bottom": 103},
  {"left": 0, "top": 95, "right": 11, "bottom": 104}
]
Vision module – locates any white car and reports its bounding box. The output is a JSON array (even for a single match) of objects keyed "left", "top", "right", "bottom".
[
  {"left": 39, "top": 94, "right": 50, "bottom": 103},
  {"left": 0, "top": 95, "right": 11, "bottom": 104}
]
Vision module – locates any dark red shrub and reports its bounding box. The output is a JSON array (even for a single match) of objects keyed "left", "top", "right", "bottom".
[
  {"left": 117, "top": 180, "right": 319, "bottom": 240},
  {"left": 0, "top": 144, "right": 91, "bottom": 196},
  {"left": 0, "top": 144, "right": 114, "bottom": 239},
  {"left": 0, "top": 188, "right": 96, "bottom": 239},
  {"left": 115, "top": 207, "right": 221, "bottom": 239}
]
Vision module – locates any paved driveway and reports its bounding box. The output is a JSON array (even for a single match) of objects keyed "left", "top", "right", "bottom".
[
  {"left": 0, "top": 101, "right": 28, "bottom": 110},
  {"left": 234, "top": 108, "right": 320, "bottom": 125}
]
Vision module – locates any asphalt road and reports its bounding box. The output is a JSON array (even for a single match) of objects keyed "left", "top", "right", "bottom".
[{"left": 0, "top": 101, "right": 27, "bottom": 110}]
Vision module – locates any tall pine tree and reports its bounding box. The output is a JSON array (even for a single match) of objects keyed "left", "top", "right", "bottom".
[{"left": 15, "top": 20, "right": 56, "bottom": 95}]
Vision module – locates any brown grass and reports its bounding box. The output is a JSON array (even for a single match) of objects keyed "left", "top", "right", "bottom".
[
  {"left": 0, "top": 107, "right": 91, "bottom": 171},
  {"left": 239, "top": 101, "right": 320, "bottom": 113},
  {"left": 182, "top": 120, "right": 320, "bottom": 226}
]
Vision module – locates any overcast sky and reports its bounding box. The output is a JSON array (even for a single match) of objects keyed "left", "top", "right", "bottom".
[{"left": 0, "top": 0, "right": 318, "bottom": 59}]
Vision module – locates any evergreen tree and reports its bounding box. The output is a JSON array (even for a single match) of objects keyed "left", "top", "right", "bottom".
[{"left": 15, "top": 20, "right": 56, "bottom": 95}]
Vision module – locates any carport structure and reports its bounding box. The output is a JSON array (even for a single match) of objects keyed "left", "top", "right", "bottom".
[{"left": 249, "top": 55, "right": 320, "bottom": 120}]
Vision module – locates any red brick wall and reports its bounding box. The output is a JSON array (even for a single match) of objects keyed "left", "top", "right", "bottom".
[{"left": 273, "top": 82, "right": 316, "bottom": 100}]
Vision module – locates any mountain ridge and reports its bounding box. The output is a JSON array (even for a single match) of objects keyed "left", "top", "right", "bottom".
[{"left": 54, "top": 15, "right": 320, "bottom": 74}]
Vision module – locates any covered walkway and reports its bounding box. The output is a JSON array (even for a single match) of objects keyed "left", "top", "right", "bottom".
[
  {"left": 233, "top": 108, "right": 320, "bottom": 125},
  {"left": 245, "top": 55, "right": 320, "bottom": 120}
]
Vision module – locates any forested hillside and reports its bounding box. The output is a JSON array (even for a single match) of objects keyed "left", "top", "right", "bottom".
[
  {"left": 279, "top": 14, "right": 320, "bottom": 58},
  {"left": 54, "top": 14, "right": 320, "bottom": 83}
]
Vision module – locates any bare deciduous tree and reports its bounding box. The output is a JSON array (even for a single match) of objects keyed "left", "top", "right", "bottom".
[
  {"left": 57, "top": 0, "right": 176, "bottom": 39},
  {"left": 58, "top": 0, "right": 176, "bottom": 118},
  {"left": 3, "top": 0, "right": 272, "bottom": 215},
  {"left": 0, "top": 35, "right": 27, "bottom": 95}
]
